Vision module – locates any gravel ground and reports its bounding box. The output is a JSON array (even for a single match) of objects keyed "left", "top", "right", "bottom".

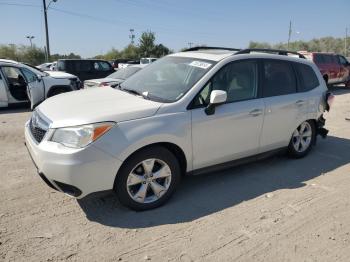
[{"left": 1, "top": 86, "right": 350, "bottom": 262}]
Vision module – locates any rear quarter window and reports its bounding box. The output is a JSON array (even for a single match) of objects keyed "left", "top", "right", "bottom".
[
  {"left": 294, "top": 63, "right": 320, "bottom": 92},
  {"left": 57, "top": 61, "right": 65, "bottom": 71}
]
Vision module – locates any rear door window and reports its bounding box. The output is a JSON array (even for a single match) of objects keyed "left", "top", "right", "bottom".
[
  {"left": 339, "top": 56, "right": 348, "bottom": 65},
  {"left": 262, "top": 60, "right": 297, "bottom": 97},
  {"left": 57, "top": 61, "right": 65, "bottom": 71},
  {"left": 74, "top": 61, "right": 91, "bottom": 72},
  {"left": 294, "top": 63, "right": 319, "bottom": 92},
  {"left": 95, "top": 61, "right": 111, "bottom": 71},
  {"left": 323, "top": 55, "right": 334, "bottom": 63}
]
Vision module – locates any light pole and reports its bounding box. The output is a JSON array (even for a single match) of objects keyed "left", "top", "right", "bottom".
[
  {"left": 129, "top": 29, "right": 135, "bottom": 45},
  {"left": 26, "top": 36, "right": 35, "bottom": 48},
  {"left": 43, "top": 0, "right": 57, "bottom": 62},
  {"left": 287, "top": 20, "right": 292, "bottom": 49}
]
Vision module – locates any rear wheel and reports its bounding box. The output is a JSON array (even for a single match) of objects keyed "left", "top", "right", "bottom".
[
  {"left": 114, "top": 146, "right": 181, "bottom": 211},
  {"left": 288, "top": 120, "right": 315, "bottom": 158},
  {"left": 345, "top": 79, "right": 350, "bottom": 88}
]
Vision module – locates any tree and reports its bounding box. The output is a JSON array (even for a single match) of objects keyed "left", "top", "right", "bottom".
[
  {"left": 153, "top": 44, "right": 171, "bottom": 57},
  {"left": 248, "top": 41, "right": 272, "bottom": 49},
  {"left": 121, "top": 44, "right": 139, "bottom": 59},
  {"left": 138, "top": 31, "right": 156, "bottom": 57}
]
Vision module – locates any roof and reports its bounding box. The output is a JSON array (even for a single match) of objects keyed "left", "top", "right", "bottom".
[
  {"left": 170, "top": 50, "right": 237, "bottom": 61},
  {"left": 171, "top": 47, "right": 308, "bottom": 62},
  {"left": 0, "top": 59, "right": 19, "bottom": 65}
]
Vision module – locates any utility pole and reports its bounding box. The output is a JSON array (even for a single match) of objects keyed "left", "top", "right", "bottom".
[
  {"left": 43, "top": 0, "right": 50, "bottom": 61},
  {"left": 129, "top": 29, "right": 135, "bottom": 45},
  {"left": 287, "top": 20, "right": 292, "bottom": 49},
  {"left": 42, "top": 0, "right": 57, "bottom": 62},
  {"left": 188, "top": 42, "right": 194, "bottom": 48},
  {"left": 26, "top": 36, "right": 35, "bottom": 48},
  {"left": 345, "top": 27, "right": 348, "bottom": 57}
]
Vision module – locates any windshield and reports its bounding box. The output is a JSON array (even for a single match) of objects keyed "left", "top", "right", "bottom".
[
  {"left": 108, "top": 66, "right": 141, "bottom": 80},
  {"left": 23, "top": 63, "right": 47, "bottom": 76},
  {"left": 120, "top": 56, "right": 214, "bottom": 102}
]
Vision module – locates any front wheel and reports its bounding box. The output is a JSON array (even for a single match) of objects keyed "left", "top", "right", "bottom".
[
  {"left": 114, "top": 146, "right": 181, "bottom": 211},
  {"left": 288, "top": 120, "right": 316, "bottom": 158}
]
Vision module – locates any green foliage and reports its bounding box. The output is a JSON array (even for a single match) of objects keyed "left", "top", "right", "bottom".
[
  {"left": 138, "top": 31, "right": 156, "bottom": 57},
  {"left": 248, "top": 41, "right": 272, "bottom": 49},
  {"left": 249, "top": 37, "right": 350, "bottom": 56},
  {"left": 95, "top": 31, "right": 171, "bottom": 60},
  {"left": 51, "top": 52, "right": 81, "bottom": 61},
  {"left": 0, "top": 44, "right": 81, "bottom": 65}
]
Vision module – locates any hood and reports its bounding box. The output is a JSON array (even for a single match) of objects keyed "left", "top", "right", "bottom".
[
  {"left": 37, "top": 87, "right": 162, "bottom": 128},
  {"left": 45, "top": 71, "right": 77, "bottom": 79},
  {"left": 84, "top": 78, "right": 123, "bottom": 88}
]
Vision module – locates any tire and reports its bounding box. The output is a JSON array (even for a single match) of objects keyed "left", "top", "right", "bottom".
[
  {"left": 345, "top": 80, "right": 350, "bottom": 88},
  {"left": 287, "top": 120, "right": 316, "bottom": 158},
  {"left": 114, "top": 146, "right": 181, "bottom": 211}
]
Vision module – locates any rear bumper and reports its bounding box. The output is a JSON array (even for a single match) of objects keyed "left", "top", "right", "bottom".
[
  {"left": 24, "top": 121, "right": 122, "bottom": 198},
  {"left": 316, "top": 115, "right": 328, "bottom": 139}
]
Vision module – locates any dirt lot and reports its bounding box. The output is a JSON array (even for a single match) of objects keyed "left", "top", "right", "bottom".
[{"left": 1, "top": 87, "right": 350, "bottom": 262}]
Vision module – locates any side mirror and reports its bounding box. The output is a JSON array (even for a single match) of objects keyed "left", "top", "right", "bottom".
[
  {"left": 36, "top": 75, "right": 42, "bottom": 82},
  {"left": 205, "top": 90, "right": 227, "bottom": 115}
]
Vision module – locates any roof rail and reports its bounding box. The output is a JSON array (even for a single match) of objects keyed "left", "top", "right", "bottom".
[
  {"left": 183, "top": 46, "right": 241, "bottom": 52},
  {"left": 234, "top": 48, "right": 306, "bottom": 59}
]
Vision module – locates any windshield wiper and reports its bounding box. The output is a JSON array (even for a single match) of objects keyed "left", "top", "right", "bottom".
[{"left": 121, "top": 87, "right": 149, "bottom": 99}]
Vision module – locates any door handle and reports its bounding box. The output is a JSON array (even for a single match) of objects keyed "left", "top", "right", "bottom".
[
  {"left": 249, "top": 109, "right": 263, "bottom": 117},
  {"left": 295, "top": 100, "right": 305, "bottom": 106}
]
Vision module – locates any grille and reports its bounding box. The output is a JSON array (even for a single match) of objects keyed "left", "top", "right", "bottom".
[
  {"left": 29, "top": 119, "right": 47, "bottom": 143},
  {"left": 29, "top": 111, "right": 49, "bottom": 143}
]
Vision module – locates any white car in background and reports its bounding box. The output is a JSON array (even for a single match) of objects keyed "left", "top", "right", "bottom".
[
  {"left": 140, "top": 57, "right": 157, "bottom": 64},
  {"left": 24, "top": 47, "right": 332, "bottom": 211},
  {"left": 0, "top": 60, "right": 80, "bottom": 109},
  {"left": 36, "top": 62, "right": 53, "bottom": 71},
  {"left": 49, "top": 61, "right": 57, "bottom": 71},
  {"left": 84, "top": 64, "right": 146, "bottom": 88}
]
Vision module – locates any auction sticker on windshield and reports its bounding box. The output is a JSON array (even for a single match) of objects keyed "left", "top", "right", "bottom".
[{"left": 189, "top": 61, "right": 212, "bottom": 69}]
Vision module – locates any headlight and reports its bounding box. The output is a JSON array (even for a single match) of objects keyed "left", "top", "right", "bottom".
[{"left": 50, "top": 122, "right": 115, "bottom": 148}]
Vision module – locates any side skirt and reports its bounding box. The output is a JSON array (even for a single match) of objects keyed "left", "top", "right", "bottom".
[{"left": 188, "top": 148, "right": 287, "bottom": 176}]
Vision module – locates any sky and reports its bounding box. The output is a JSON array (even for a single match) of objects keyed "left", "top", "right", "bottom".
[{"left": 1, "top": 0, "right": 349, "bottom": 58}]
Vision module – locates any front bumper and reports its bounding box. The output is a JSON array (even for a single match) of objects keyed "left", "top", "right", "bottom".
[{"left": 24, "top": 121, "right": 122, "bottom": 198}]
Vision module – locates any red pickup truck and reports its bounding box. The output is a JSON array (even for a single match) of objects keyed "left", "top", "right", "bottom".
[{"left": 299, "top": 52, "right": 350, "bottom": 87}]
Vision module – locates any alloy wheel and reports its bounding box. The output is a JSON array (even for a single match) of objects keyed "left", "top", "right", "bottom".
[
  {"left": 126, "top": 158, "right": 172, "bottom": 204},
  {"left": 292, "top": 122, "right": 312, "bottom": 153}
]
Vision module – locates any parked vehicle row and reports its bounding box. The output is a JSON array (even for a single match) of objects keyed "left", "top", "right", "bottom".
[
  {"left": 0, "top": 59, "right": 80, "bottom": 109},
  {"left": 24, "top": 47, "right": 332, "bottom": 211},
  {"left": 55, "top": 59, "right": 115, "bottom": 82},
  {"left": 84, "top": 64, "right": 146, "bottom": 88}
]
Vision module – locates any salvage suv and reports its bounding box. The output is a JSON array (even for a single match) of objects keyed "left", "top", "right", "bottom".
[
  {"left": 0, "top": 60, "right": 80, "bottom": 109},
  {"left": 24, "top": 47, "right": 332, "bottom": 210}
]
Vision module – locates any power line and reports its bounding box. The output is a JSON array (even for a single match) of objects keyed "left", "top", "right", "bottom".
[{"left": 0, "top": 2, "right": 39, "bottom": 7}]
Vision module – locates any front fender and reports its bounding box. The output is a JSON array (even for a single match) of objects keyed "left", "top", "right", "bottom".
[{"left": 93, "top": 112, "right": 193, "bottom": 171}]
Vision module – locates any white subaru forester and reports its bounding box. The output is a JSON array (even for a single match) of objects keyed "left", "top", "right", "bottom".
[{"left": 25, "top": 47, "right": 332, "bottom": 210}]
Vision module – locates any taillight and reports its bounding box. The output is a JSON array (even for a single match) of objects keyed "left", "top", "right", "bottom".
[{"left": 325, "top": 92, "right": 334, "bottom": 111}]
